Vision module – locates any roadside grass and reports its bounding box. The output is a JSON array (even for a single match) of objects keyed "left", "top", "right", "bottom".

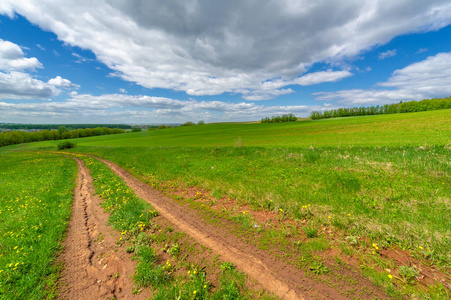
[
  {"left": 61, "top": 144, "right": 451, "bottom": 298},
  {"left": 0, "top": 152, "right": 77, "bottom": 299},
  {"left": 70, "top": 146, "right": 451, "bottom": 267},
  {"left": 76, "top": 154, "right": 273, "bottom": 299},
  {"left": 20, "top": 108, "right": 451, "bottom": 298}
]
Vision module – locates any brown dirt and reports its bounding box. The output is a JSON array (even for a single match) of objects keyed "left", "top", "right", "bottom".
[
  {"left": 95, "top": 156, "right": 389, "bottom": 300},
  {"left": 58, "top": 158, "right": 151, "bottom": 299}
]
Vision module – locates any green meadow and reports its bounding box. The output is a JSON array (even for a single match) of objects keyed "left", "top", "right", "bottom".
[
  {"left": 27, "top": 109, "right": 450, "bottom": 148},
  {"left": 0, "top": 152, "right": 77, "bottom": 299},
  {"left": 5, "top": 108, "right": 451, "bottom": 298}
]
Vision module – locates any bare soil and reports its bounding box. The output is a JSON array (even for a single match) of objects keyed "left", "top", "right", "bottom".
[
  {"left": 95, "top": 156, "right": 389, "bottom": 300},
  {"left": 58, "top": 158, "right": 151, "bottom": 299}
]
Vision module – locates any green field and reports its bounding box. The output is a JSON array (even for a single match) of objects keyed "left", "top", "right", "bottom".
[
  {"left": 4, "top": 109, "right": 451, "bottom": 298},
  {"left": 28, "top": 109, "right": 450, "bottom": 148},
  {"left": 0, "top": 152, "right": 77, "bottom": 299}
]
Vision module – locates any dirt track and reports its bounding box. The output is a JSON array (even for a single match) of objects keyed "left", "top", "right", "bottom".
[
  {"left": 58, "top": 158, "right": 151, "bottom": 299},
  {"left": 96, "top": 157, "right": 389, "bottom": 300},
  {"left": 59, "top": 156, "right": 387, "bottom": 299}
]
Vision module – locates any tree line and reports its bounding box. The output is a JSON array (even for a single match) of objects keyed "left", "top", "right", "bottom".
[
  {"left": 309, "top": 97, "right": 451, "bottom": 120},
  {"left": 261, "top": 113, "right": 297, "bottom": 123},
  {"left": 0, "top": 123, "right": 131, "bottom": 130},
  {"left": 0, "top": 127, "right": 125, "bottom": 148}
]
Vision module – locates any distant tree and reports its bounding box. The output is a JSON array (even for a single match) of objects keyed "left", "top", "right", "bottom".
[
  {"left": 309, "top": 97, "right": 451, "bottom": 120},
  {"left": 181, "top": 121, "right": 195, "bottom": 126},
  {"left": 198, "top": 120, "right": 205, "bottom": 125},
  {"left": 58, "top": 126, "right": 68, "bottom": 135},
  {"left": 261, "top": 113, "right": 297, "bottom": 123},
  {"left": 131, "top": 127, "right": 142, "bottom": 132}
]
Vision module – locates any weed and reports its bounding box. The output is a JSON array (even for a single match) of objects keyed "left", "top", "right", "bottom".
[
  {"left": 168, "top": 243, "right": 180, "bottom": 258},
  {"left": 398, "top": 266, "right": 419, "bottom": 284},
  {"left": 220, "top": 261, "right": 235, "bottom": 271},
  {"left": 309, "top": 261, "right": 329, "bottom": 275},
  {"left": 303, "top": 226, "right": 318, "bottom": 238}
]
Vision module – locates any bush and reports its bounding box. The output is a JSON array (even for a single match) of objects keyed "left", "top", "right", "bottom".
[
  {"left": 181, "top": 121, "right": 195, "bottom": 126},
  {"left": 57, "top": 141, "right": 76, "bottom": 150},
  {"left": 131, "top": 127, "right": 142, "bottom": 132}
]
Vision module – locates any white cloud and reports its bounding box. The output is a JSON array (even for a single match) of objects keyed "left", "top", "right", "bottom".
[
  {"left": 0, "top": 93, "right": 333, "bottom": 123},
  {"left": 2, "top": 0, "right": 449, "bottom": 99},
  {"left": 0, "top": 39, "right": 78, "bottom": 99},
  {"left": 0, "top": 71, "right": 59, "bottom": 99},
  {"left": 118, "top": 88, "right": 127, "bottom": 93},
  {"left": 48, "top": 76, "right": 79, "bottom": 89},
  {"left": 416, "top": 48, "right": 428, "bottom": 54},
  {"left": 0, "top": 39, "right": 42, "bottom": 71},
  {"left": 378, "top": 49, "right": 397, "bottom": 60},
  {"left": 314, "top": 52, "right": 451, "bottom": 105}
]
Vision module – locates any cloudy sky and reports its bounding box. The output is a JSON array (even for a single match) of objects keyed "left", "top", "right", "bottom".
[{"left": 0, "top": 0, "right": 450, "bottom": 124}]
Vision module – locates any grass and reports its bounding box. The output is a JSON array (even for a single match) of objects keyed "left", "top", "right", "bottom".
[
  {"left": 73, "top": 154, "right": 264, "bottom": 299},
  {"left": 25, "top": 109, "right": 450, "bottom": 149},
  {"left": 0, "top": 152, "right": 77, "bottom": 299},
  {"left": 7, "top": 109, "right": 451, "bottom": 298},
  {"left": 66, "top": 145, "right": 450, "bottom": 268}
]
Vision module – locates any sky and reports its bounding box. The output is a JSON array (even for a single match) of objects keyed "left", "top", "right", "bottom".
[{"left": 0, "top": 1, "right": 450, "bottom": 124}]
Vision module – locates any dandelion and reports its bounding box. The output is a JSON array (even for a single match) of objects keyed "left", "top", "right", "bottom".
[
  {"left": 193, "top": 291, "right": 197, "bottom": 295},
  {"left": 419, "top": 246, "right": 423, "bottom": 250},
  {"left": 388, "top": 274, "right": 393, "bottom": 279}
]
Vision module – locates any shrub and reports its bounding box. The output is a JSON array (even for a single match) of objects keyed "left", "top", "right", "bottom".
[
  {"left": 57, "top": 141, "right": 76, "bottom": 150},
  {"left": 131, "top": 127, "right": 142, "bottom": 132},
  {"left": 181, "top": 121, "right": 195, "bottom": 126}
]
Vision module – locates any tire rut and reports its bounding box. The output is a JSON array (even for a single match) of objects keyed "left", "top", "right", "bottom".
[
  {"left": 58, "top": 158, "right": 151, "bottom": 300},
  {"left": 96, "top": 157, "right": 308, "bottom": 300}
]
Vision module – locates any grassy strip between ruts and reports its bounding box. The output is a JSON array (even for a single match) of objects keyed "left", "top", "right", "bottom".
[
  {"left": 0, "top": 152, "right": 77, "bottom": 299},
  {"left": 76, "top": 153, "right": 274, "bottom": 299}
]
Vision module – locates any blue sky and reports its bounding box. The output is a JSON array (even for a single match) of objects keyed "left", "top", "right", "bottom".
[{"left": 0, "top": 1, "right": 450, "bottom": 124}]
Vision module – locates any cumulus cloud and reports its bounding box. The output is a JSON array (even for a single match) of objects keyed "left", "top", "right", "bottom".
[
  {"left": 0, "top": 71, "right": 59, "bottom": 99},
  {"left": 0, "top": 39, "right": 78, "bottom": 99},
  {"left": 1, "top": 0, "right": 449, "bottom": 99},
  {"left": 48, "top": 76, "right": 79, "bottom": 89},
  {"left": 314, "top": 52, "right": 451, "bottom": 105},
  {"left": 0, "top": 93, "right": 333, "bottom": 123},
  {"left": 378, "top": 49, "right": 397, "bottom": 60},
  {"left": 0, "top": 39, "right": 42, "bottom": 71}
]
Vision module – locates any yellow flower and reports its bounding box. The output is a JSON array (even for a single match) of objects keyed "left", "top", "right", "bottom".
[
  {"left": 193, "top": 291, "right": 197, "bottom": 294},
  {"left": 419, "top": 246, "right": 423, "bottom": 250},
  {"left": 388, "top": 274, "right": 393, "bottom": 279}
]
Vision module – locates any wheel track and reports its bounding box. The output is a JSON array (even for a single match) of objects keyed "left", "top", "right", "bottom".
[
  {"left": 96, "top": 157, "right": 309, "bottom": 300},
  {"left": 58, "top": 158, "right": 151, "bottom": 299}
]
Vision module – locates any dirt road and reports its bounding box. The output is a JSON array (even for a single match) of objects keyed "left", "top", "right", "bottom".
[{"left": 58, "top": 158, "right": 151, "bottom": 299}]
